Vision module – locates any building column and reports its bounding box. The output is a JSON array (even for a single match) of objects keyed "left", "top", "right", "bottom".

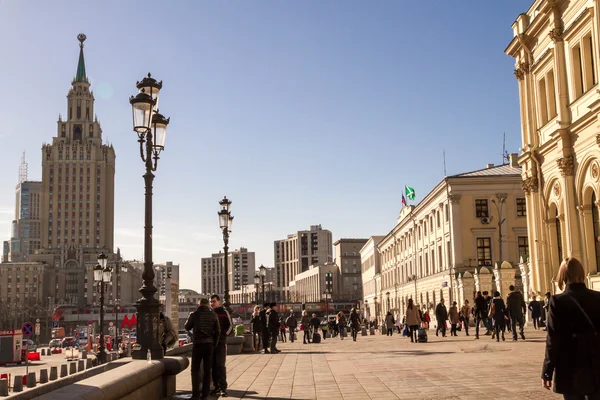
[
  {"left": 578, "top": 205, "right": 594, "bottom": 275},
  {"left": 449, "top": 195, "right": 463, "bottom": 268},
  {"left": 549, "top": 26, "right": 570, "bottom": 124},
  {"left": 558, "top": 156, "right": 582, "bottom": 261}
]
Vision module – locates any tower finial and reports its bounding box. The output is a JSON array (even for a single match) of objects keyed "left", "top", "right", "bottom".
[
  {"left": 75, "top": 33, "right": 88, "bottom": 83},
  {"left": 77, "top": 33, "right": 87, "bottom": 48}
]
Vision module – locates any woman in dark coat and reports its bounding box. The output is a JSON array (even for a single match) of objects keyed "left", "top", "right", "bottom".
[
  {"left": 489, "top": 291, "right": 507, "bottom": 342},
  {"left": 542, "top": 258, "right": 600, "bottom": 399},
  {"left": 528, "top": 295, "right": 543, "bottom": 330}
]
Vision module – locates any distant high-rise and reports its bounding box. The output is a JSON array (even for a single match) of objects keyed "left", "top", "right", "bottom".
[{"left": 201, "top": 248, "right": 256, "bottom": 295}]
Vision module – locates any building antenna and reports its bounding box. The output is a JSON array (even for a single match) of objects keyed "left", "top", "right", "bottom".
[
  {"left": 502, "top": 133, "right": 509, "bottom": 165},
  {"left": 443, "top": 150, "right": 447, "bottom": 177},
  {"left": 18, "top": 151, "right": 28, "bottom": 183}
]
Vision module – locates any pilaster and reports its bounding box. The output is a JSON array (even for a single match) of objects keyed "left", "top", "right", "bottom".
[
  {"left": 557, "top": 156, "right": 582, "bottom": 261},
  {"left": 449, "top": 195, "right": 463, "bottom": 268}
]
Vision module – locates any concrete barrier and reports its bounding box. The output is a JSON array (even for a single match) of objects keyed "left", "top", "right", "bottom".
[
  {"left": 26, "top": 373, "right": 36, "bottom": 388},
  {"left": 78, "top": 360, "right": 85, "bottom": 372},
  {"left": 69, "top": 362, "right": 76, "bottom": 375},
  {"left": 361, "top": 327, "right": 367, "bottom": 336},
  {"left": 86, "top": 359, "right": 93, "bottom": 369},
  {"left": 13, "top": 375, "right": 23, "bottom": 392},
  {"left": 0, "top": 379, "right": 8, "bottom": 396},
  {"left": 40, "top": 349, "right": 45, "bottom": 356},
  {"left": 49, "top": 366, "right": 58, "bottom": 381},
  {"left": 59, "top": 364, "right": 68, "bottom": 378},
  {"left": 39, "top": 369, "right": 49, "bottom": 384},
  {"left": 81, "top": 350, "right": 87, "bottom": 359}
]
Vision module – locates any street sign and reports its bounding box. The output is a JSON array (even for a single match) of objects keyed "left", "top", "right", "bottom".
[
  {"left": 22, "top": 322, "right": 34, "bottom": 337},
  {"left": 35, "top": 323, "right": 40, "bottom": 336},
  {"left": 52, "top": 321, "right": 59, "bottom": 328}
]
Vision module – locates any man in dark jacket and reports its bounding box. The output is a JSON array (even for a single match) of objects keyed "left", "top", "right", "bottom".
[
  {"left": 473, "top": 291, "right": 488, "bottom": 339},
  {"left": 483, "top": 291, "right": 493, "bottom": 336},
  {"left": 349, "top": 307, "right": 361, "bottom": 341},
  {"left": 259, "top": 303, "right": 270, "bottom": 354},
  {"left": 435, "top": 299, "right": 448, "bottom": 337},
  {"left": 285, "top": 311, "right": 297, "bottom": 342},
  {"left": 185, "top": 298, "right": 221, "bottom": 400},
  {"left": 528, "top": 295, "right": 542, "bottom": 330},
  {"left": 209, "top": 295, "right": 232, "bottom": 397},
  {"left": 506, "top": 285, "right": 526, "bottom": 341},
  {"left": 266, "top": 302, "right": 281, "bottom": 353}
]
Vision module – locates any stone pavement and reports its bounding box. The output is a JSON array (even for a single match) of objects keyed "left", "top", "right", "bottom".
[{"left": 170, "top": 328, "right": 560, "bottom": 400}]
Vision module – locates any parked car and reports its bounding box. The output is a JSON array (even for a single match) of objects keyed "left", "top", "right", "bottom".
[
  {"left": 49, "top": 339, "right": 62, "bottom": 349},
  {"left": 23, "top": 339, "right": 37, "bottom": 351},
  {"left": 61, "top": 337, "right": 78, "bottom": 348},
  {"left": 178, "top": 333, "right": 191, "bottom": 346}
]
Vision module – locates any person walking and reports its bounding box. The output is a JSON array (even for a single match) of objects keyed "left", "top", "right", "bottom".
[
  {"left": 507, "top": 285, "right": 527, "bottom": 341},
  {"left": 405, "top": 299, "right": 421, "bottom": 343},
  {"left": 542, "top": 258, "right": 600, "bottom": 399},
  {"left": 473, "top": 291, "right": 488, "bottom": 339},
  {"left": 279, "top": 317, "right": 287, "bottom": 342},
  {"left": 209, "top": 295, "right": 232, "bottom": 397},
  {"left": 260, "top": 303, "right": 271, "bottom": 353},
  {"left": 449, "top": 301, "right": 460, "bottom": 337},
  {"left": 310, "top": 313, "right": 320, "bottom": 339},
  {"left": 489, "top": 291, "right": 507, "bottom": 342},
  {"left": 385, "top": 311, "right": 395, "bottom": 336},
  {"left": 349, "top": 307, "right": 361, "bottom": 341},
  {"left": 483, "top": 291, "right": 493, "bottom": 337},
  {"left": 250, "top": 306, "right": 262, "bottom": 352},
  {"left": 285, "top": 310, "right": 297, "bottom": 343},
  {"left": 320, "top": 318, "right": 329, "bottom": 340},
  {"left": 528, "top": 295, "right": 542, "bottom": 330},
  {"left": 435, "top": 299, "right": 448, "bottom": 337},
  {"left": 301, "top": 310, "right": 311, "bottom": 344},
  {"left": 337, "top": 312, "right": 347, "bottom": 340},
  {"left": 461, "top": 300, "right": 472, "bottom": 336},
  {"left": 395, "top": 314, "right": 402, "bottom": 334},
  {"left": 185, "top": 298, "right": 221, "bottom": 400},
  {"left": 267, "top": 302, "right": 281, "bottom": 353},
  {"left": 329, "top": 317, "right": 337, "bottom": 338},
  {"left": 542, "top": 291, "right": 551, "bottom": 331}
]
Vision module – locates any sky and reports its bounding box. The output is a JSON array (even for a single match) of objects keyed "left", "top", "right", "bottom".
[{"left": 0, "top": 1, "right": 527, "bottom": 294}]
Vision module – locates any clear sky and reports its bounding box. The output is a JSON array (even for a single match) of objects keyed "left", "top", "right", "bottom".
[{"left": 0, "top": 1, "right": 527, "bottom": 294}]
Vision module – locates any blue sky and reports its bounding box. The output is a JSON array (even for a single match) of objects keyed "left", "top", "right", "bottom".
[{"left": 0, "top": 1, "right": 526, "bottom": 294}]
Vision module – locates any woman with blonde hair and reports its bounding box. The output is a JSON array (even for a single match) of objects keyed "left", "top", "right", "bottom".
[
  {"left": 301, "top": 310, "right": 311, "bottom": 344},
  {"left": 542, "top": 257, "right": 600, "bottom": 399},
  {"left": 250, "top": 305, "right": 262, "bottom": 351}
]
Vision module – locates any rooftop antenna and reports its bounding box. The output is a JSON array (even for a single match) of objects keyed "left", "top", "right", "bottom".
[
  {"left": 443, "top": 150, "right": 447, "bottom": 177},
  {"left": 502, "top": 133, "right": 510, "bottom": 165},
  {"left": 18, "top": 151, "right": 28, "bottom": 183}
]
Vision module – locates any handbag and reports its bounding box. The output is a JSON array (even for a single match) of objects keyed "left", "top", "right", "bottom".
[{"left": 299, "top": 324, "right": 304, "bottom": 331}]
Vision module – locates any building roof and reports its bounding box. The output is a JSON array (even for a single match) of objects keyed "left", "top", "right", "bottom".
[
  {"left": 179, "top": 289, "right": 199, "bottom": 295},
  {"left": 450, "top": 163, "right": 521, "bottom": 178}
]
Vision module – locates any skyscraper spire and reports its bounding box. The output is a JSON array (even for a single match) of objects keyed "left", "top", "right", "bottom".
[{"left": 75, "top": 33, "right": 88, "bottom": 83}]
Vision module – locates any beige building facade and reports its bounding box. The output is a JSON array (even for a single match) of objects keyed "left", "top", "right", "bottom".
[
  {"left": 201, "top": 247, "right": 255, "bottom": 295},
  {"left": 375, "top": 157, "right": 528, "bottom": 325},
  {"left": 334, "top": 238, "right": 368, "bottom": 301},
  {"left": 360, "top": 236, "right": 385, "bottom": 321},
  {"left": 289, "top": 263, "right": 339, "bottom": 303},
  {"left": 506, "top": 0, "right": 600, "bottom": 293},
  {"left": 274, "top": 225, "right": 333, "bottom": 300}
]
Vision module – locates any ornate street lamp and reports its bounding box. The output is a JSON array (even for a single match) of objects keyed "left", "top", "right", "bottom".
[
  {"left": 218, "top": 196, "right": 234, "bottom": 312},
  {"left": 94, "top": 252, "right": 111, "bottom": 364},
  {"left": 259, "top": 265, "right": 266, "bottom": 305},
  {"left": 129, "top": 73, "right": 170, "bottom": 360},
  {"left": 254, "top": 274, "right": 260, "bottom": 304}
]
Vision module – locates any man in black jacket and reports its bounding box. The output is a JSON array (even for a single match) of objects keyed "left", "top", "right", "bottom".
[
  {"left": 185, "top": 298, "right": 221, "bottom": 400},
  {"left": 267, "top": 302, "right": 281, "bottom": 353},
  {"left": 285, "top": 310, "right": 297, "bottom": 342},
  {"left": 435, "top": 299, "right": 448, "bottom": 337},
  {"left": 473, "top": 291, "right": 488, "bottom": 339},
  {"left": 259, "top": 303, "right": 270, "bottom": 354},
  {"left": 507, "top": 285, "right": 526, "bottom": 341},
  {"left": 209, "top": 295, "right": 232, "bottom": 397}
]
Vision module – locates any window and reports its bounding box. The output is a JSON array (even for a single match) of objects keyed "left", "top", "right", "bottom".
[
  {"left": 516, "top": 198, "right": 526, "bottom": 217},
  {"left": 475, "top": 199, "right": 489, "bottom": 218},
  {"left": 537, "top": 70, "right": 557, "bottom": 126},
  {"left": 437, "top": 211, "right": 440, "bottom": 228},
  {"left": 518, "top": 236, "right": 529, "bottom": 259},
  {"left": 476, "top": 238, "right": 492, "bottom": 266}
]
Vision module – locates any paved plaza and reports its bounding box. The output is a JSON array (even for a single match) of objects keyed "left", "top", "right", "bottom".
[{"left": 170, "top": 328, "right": 559, "bottom": 400}]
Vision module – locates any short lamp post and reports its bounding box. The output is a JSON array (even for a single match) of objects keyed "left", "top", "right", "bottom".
[
  {"left": 129, "top": 73, "right": 170, "bottom": 360},
  {"left": 259, "top": 265, "right": 266, "bottom": 304},
  {"left": 94, "top": 252, "right": 111, "bottom": 364},
  {"left": 218, "top": 196, "right": 234, "bottom": 313}
]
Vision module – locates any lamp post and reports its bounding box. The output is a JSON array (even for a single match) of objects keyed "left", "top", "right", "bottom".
[
  {"left": 218, "top": 196, "right": 234, "bottom": 313},
  {"left": 259, "top": 265, "right": 266, "bottom": 304},
  {"left": 94, "top": 252, "right": 112, "bottom": 364},
  {"left": 114, "top": 258, "right": 127, "bottom": 344},
  {"left": 491, "top": 196, "right": 506, "bottom": 263},
  {"left": 254, "top": 274, "right": 260, "bottom": 305},
  {"left": 386, "top": 291, "right": 390, "bottom": 313},
  {"left": 129, "top": 73, "right": 170, "bottom": 360}
]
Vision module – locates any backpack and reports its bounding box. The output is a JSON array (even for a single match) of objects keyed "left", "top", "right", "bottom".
[{"left": 162, "top": 316, "right": 178, "bottom": 347}]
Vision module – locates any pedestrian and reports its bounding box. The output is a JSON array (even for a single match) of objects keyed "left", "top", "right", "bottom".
[
  {"left": 285, "top": 310, "right": 297, "bottom": 343},
  {"left": 449, "top": 301, "right": 459, "bottom": 336},
  {"left": 337, "top": 312, "right": 347, "bottom": 340},
  {"left": 310, "top": 313, "right": 320, "bottom": 338},
  {"left": 159, "top": 311, "right": 177, "bottom": 355},
  {"left": 267, "top": 302, "right": 281, "bottom": 353},
  {"left": 260, "top": 303, "right": 271, "bottom": 353},
  {"left": 185, "top": 298, "right": 221, "bottom": 400},
  {"left": 542, "top": 291, "right": 551, "bottom": 331},
  {"left": 489, "top": 291, "right": 507, "bottom": 342},
  {"left": 329, "top": 317, "right": 337, "bottom": 338},
  {"left": 461, "top": 300, "right": 472, "bottom": 336},
  {"left": 423, "top": 310, "right": 431, "bottom": 330},
  {"left": 507, "top": 285, "right": 526, "bottom": 341},
  {"left": 541, "top": 257, "right": 600, "bottom": 399},
  {"left": 250, "top": 305, "right": 262, "bottom": 351},
  {"left": 395, "top": 314, "right": 402, "bottom": 334},
  {"left": 385, "top": 311, "right": 395, "bottom": 336},
  {"left": 473, "top": 291, "right": 488, "bottom": 339},
  {"left": 209, "top": 295, "right": 232, "bottom": 397},
  {"left": 279, "top": 317, "right": 287, "bottom": 342},
  {"left": 435, "top": 299, "right": 448, "bottom": 337},
  {"left": 405, "top": 299, "right": 421, "bottom": 343},
  {"left": 301, "top": 310, "right": 311, "bottom": 344},
  {"left": 482, "top": 291, "right": 494, "bottom": 337},
  {"left": 349, "top": 307, "right": 361, "bottom": 341},
  {"left": 528, "top": 295, "right": 542, "bottom": 330},
  {"left": 320, "top": 318, "right": 329, "bottom": 340}
]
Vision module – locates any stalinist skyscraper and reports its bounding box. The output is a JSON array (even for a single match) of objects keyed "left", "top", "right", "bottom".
[{"left": 33, "top": 34, "right": 116, "bottom": 307}]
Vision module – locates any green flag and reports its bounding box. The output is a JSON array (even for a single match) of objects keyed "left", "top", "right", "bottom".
[{"left": 405, "top": 185, "right": 415, "bottom": 201}]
